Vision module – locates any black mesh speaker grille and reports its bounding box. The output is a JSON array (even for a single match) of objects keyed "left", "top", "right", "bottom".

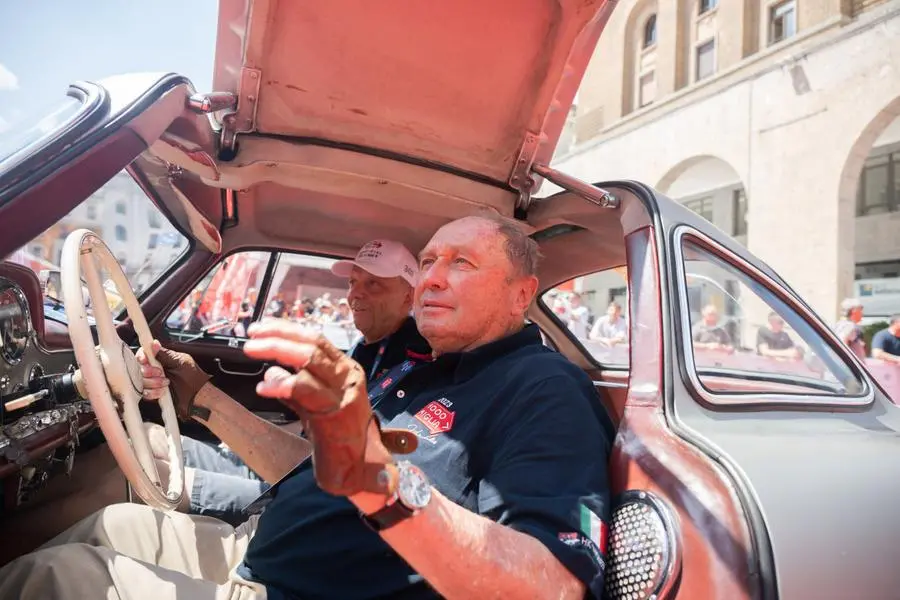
[{"left": 604, "top": 491, "right": 680, "bottom": 600}]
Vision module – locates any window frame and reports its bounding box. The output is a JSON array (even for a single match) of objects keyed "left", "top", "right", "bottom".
[
  {"left": 0, "top": 84, "right": 107, "bottom": 191},
  {"left": 731, "top": 188, "right": 748, "bottom": 236},
  {"left": 642, "top": 14, "right": 658, "bottom": 49},
  {"left": 536, "top": 269, "right": 631, "bottom": 371},
  {"left": 698, "top": 0, "right": 718, "bottom": 16},
  {"left": 638, "top": 70, "right": 656, "bottom": 108},
  {"left": 694, "top": 38, "right": 717, "bottom": 82},
  {"left": 672, "top": 226, "right": 873, "bottom": 409},
  {"left": 163, "top": 248, "right": 359, "bottom": 350},
  {"left": 768, "top": 0, "right": 797, "bottom": 46},
  {"left": 164, "top": 249, "right": 277, "bottom": 345},
  {"left": 856, "top": 149, "right": 900, "bottom": 216}
]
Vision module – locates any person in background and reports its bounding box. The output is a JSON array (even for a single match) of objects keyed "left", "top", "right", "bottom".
[
  {"left": 871, "top": 315, "right": 900, "bottom": 363},
  {"left": 565, "top": 292, "right": 591, "bottom": 339},
  {"left": 316, "top": 300, "right": 336, "bottom": 324},
  {"left": 756, "top": 312, "right": 802, "bottom": 360},
  {"left": 692, "top": 304, "right": 734, "bottom": 353},
  {"left": 235, "top": 287, "right": 258, "bottom": 336},
  {"left": 334, "top": 298, "right": 353, "bottom": 325},
  {"left": 835, "top": 297, "right": 867, "bottom": 360},
  {"left": 589, "top": 301, "right": 628, "bottom": 346},
  {"left": 266, "top": 292, "right": 286, "bottom": 319}
]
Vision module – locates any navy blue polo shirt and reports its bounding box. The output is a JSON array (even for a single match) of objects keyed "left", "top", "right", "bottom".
[
  {"left": 350, "top": 316, "right": 430, "bottom": 379},
  {"left": 873, "top": 328, "right": 900, "bottom": 357},
  {"left": 240, "top": 324, "right": 614, "bottom": 599}
]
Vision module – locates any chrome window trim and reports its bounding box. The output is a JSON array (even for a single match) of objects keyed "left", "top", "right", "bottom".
[
  {"left": 672, "top": 225, "right": 874, "bottom": 408},
  {"left": 0, "top": 83, "right": 108, "bottom": 184}
]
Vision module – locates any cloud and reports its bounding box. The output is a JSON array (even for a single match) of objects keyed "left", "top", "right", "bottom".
[{"left": 0, "top": 64, "right": 19, "bottom": 91}]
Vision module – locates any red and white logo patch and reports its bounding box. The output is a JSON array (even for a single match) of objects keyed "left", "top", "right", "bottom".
[{"left": 414, "top": 401, "right": 455, "bottom": 435}]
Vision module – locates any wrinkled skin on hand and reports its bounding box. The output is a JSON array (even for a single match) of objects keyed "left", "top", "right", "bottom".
[
  {"left": 137, "top": 340, "right": 212, "bottom": 421},
  {"left": 243, "top": 319, "right": 416, "bottom": 497}
]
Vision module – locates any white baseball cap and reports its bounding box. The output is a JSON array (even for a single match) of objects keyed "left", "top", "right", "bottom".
[{"left": 331, "top": 240, "right": 418, "bottom": 286}]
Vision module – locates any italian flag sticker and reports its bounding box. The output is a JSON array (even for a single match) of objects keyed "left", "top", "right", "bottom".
[{"left": 580, "top": 505, "right": 609, "bottom": 554}]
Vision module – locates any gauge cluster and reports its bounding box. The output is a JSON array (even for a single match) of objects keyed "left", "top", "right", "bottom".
[
  {"left": 0, "top": 279, "right": 31, "bottom": 365},
  {"left": 0, "top": 276, "right": 81, "bottom": 399},
  {"left": 0, "top": 275, "right": 95, "bottom": 509}
]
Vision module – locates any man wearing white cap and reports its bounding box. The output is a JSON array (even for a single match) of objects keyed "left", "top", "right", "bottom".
[
  {"left": 332, "top": 240, "right": 430, "bottom": 380},
  {"left": 135, "top": 239, "right": 429, "bottom": 526}
]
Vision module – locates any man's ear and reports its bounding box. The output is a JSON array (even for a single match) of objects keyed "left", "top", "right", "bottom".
[{"left": 511, "top": 275, "right": 539, "bottom": 316}]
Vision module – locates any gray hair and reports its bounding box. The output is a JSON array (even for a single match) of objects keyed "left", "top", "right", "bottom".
[
  {"left": 471, "top": 212, "right": 541, "bottom": 278},
  {"left": 840, "top": 297, "right": 863, "bottom": 317}
]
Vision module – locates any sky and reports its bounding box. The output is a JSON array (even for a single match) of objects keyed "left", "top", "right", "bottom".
[{"left": 0, "top": 0, "right": 219, "bottom": 134}]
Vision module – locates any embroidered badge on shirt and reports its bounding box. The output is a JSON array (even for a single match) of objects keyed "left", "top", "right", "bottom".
[{"left": 414, "top": 400, "right": 455, "bottom": 435}]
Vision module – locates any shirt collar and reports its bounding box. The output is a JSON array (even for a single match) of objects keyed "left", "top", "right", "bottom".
[{"left": 434, "top": 323, "right": 543, "bottom": 383}]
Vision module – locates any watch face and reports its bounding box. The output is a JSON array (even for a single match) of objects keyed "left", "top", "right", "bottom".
[{"left": 397, "top": 462, "right": 431, "bottom": 510}]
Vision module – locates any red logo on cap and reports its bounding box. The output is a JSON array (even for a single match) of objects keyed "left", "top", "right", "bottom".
[{"left": 415, "top": 401, "right": 455, "bottom": 435}]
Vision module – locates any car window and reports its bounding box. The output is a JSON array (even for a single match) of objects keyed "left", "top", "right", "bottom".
[
  {"left": 0, "top": 95, "right": 84, "bottom": 167},
  {"left": 261, "top": 253, "right": 361, "bottom": 350},
  {"left": 6, "top": 169, "right": 188, "bottom": 319},
  {"left": 541, "top": 267, "right": 629, "bottom": 366},
  {"left": 166, "top": 251, "right": 362, "bottom": 351},
  {"left": 681, "top": 239, "right": 864, "bottom": 397},
  {"left": 165, "top": 251, "right": 270, "bottom": 337}
]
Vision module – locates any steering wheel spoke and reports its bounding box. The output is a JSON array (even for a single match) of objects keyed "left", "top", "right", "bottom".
[{"left": 61, "top": 229, "right": 184, "bottom": 510}]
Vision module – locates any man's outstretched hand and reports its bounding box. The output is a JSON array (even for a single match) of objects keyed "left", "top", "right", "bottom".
[
  {"left": 136, "top": 340, "right": 212, "bottom": 421},
  {"left": 243, "top": 319, "right": 416, "bottom": 498}
]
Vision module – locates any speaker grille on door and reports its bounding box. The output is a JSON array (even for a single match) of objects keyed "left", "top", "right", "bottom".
[{"left": 604, "top": 490, "right": 681, "bottom": 600}]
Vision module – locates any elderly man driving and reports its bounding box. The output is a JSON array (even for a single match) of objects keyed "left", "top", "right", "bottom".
[{"left": 0, "top": 215, "right": 613, "bottom": 600}]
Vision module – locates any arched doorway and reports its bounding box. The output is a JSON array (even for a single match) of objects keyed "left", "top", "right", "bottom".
[
  {"left": 839, "top": 98, "right": 900, "bottom": 324},
  {"left": 658, "top": 155, "right": 748, "bottom": 243}
]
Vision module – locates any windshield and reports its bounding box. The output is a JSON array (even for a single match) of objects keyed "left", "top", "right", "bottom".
[
  {"left": 5, "top": 169, "right": 188, "bottom": 318},
  {"left": 0, "top": 95, "right": 83, "bottom": 166}
]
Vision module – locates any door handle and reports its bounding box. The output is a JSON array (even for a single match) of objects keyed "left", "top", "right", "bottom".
[{"left": 214, "top": 359, "right": 268, "bottom": 377}]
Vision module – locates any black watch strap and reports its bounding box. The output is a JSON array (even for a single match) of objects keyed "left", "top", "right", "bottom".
[{"left": 361, "top": 499, "right": 415, "bottom": 532}]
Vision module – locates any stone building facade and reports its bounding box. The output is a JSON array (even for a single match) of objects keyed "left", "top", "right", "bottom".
[{"left": 551, "top": 0, "right": 900, "bottom": 324}]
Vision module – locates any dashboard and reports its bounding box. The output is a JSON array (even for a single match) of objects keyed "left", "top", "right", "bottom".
[{"left": 0, "top": 267, "right": 98, "bottom": 512}]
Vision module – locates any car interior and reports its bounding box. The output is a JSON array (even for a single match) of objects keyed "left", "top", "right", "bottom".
[
  {"left": 3, "top": 0, "right": 854, "bottom": 594},
  {"left": 0, "top": 70, "right": 786, "bottom": 595}
]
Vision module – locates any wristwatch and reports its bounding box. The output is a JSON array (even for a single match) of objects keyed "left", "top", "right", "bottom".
[{"left": 361, "top": 461, "right": 432, "bottom": 531}]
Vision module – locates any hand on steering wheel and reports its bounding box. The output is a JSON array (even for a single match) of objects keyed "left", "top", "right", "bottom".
[
  {"left": 61, "top": 229, "right": 185, "bottom": 510},
  {"left": 136, "top": 340, "right": 212, "bottom": 421}
]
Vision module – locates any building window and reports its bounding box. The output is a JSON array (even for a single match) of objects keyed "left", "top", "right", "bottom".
[
  {"left": 638, "top": 71, "right": 656, "bottom": 107},
  {"left": 148, "top": 233, "right": 158, "bottom": 249},
  {"left": 732, "top": 188, "right": 748, "bottom": 236},
  {"left": 115, "top": 202, "right": 126, "bottom": 215},
  {"left": 769, "top": 0, "right": 797, "bottom": 45},
  {"left": 148, "top": 211, "right": 162, "bottom": 229},
  {"left": 115, "top": 225, "right": 127, "bottom": 242},
  {"left": 643, "top": 14, "right": 657, "bottom": 48},
  {"left": 699, "top": 0, "right": 717, "bottom": 15},
  {"left": 86, "top": 204, "right": 97, "bottom": 220},
  {"left": 857, "top": 152, "right": 900, "bottom": 216},
  {"left": 685, "top": 197, "right": 714, "bottom": 222},
  {"left": 695, "top": 39, "right": 716, "bottom": 81}
]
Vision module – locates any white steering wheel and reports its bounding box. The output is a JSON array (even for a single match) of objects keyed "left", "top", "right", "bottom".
[{"left": 61, "top": 229, "right": 184, "bottom": 510}]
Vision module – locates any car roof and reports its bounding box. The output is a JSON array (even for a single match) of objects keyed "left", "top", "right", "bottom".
[{"left": 211, "top": 0, "right": 613, "bottom": 188}]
